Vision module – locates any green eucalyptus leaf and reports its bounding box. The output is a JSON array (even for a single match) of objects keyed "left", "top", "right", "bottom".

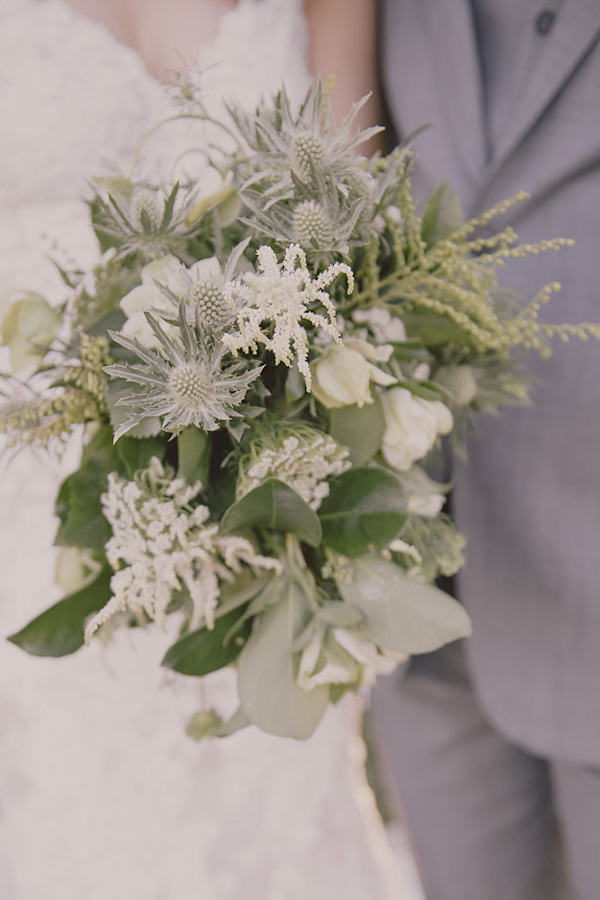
[
  {"left": 401, "top": 310, "right": 465, "bottom": 346},
  {"left": 338, "top": 555, "right": 472, "bottom": 654},
  {"left": 316, "top": 600, "right": 363, "bottom": 628},
  {"left": 421, "top": 182, "right": 465, "bottom": 246},
  {"left": 54, "top": 425, "right": 119, "bottom": 550},
  {"left": 85, "top": 309, "right": 126, "bottom": 338},
  {"left": 393, "top": 380, "right": 445, "bottom": 402},
  {"left": 216, "top": 571, "right": 276, "bottom": 618},
  {"left": 161, "top": 606, "right": 251, "bottom": 676},
  {"left": 177, "top": 426, "right": 211, "bottom": 485},
  {"left": 115, "top": 434, "right": 166, "bottom": 479},
  {"left": 329, "top": 392, "right": 385, "bottom": 465},
  {"left": 7, "top": 568, "right": 112, "bottom": 658},
  {"left": 318, "top": 468, "right": 407, "bottom": 557},
  {"left": 160, "top": 182, "right": 180, "bottom": 230},
  {"left": 221, "top": 479, "right": 322, "bottom": 548},
  {"left": 237, "top": 580, "right": 329, "bottom": 739}
]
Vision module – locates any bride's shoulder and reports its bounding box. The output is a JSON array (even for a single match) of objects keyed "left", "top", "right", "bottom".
[
  {"left": 0, "top": 0, "right": 145, "bottom": 79},
  {"left": 0, "top": 0, "right": 163, "bottom": 208}
]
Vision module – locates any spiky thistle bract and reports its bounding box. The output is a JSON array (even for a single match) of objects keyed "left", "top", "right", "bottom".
[{"left": 105, "top": 302, "right": 262, "bottom": 439}]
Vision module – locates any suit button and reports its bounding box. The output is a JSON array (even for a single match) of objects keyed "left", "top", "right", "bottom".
[{"left": 535, "top": 10, "right": 557, "bottom": 34}]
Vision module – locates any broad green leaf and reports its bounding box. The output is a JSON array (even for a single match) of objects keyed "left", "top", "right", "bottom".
[
  {"left": 216, "top": 571, "right": 276, "bottom": 618},
  {"left": 162, "top": 606, "right": 251, "bottom": 676},
  {"left": 115, "top": 434, "right": 166, "bottom": 479},
  {"left": 7, "top": 568, "right": 112, "bottom": 657},
  {"left": 85, "top": 309, "right": 126, "bottom": 338},
  {"left": 55, "top": 426, "right": 166, "bottom": 550},
  {"left": 316, "top": 600, "right": 363, "bottom": 629},
  {"left": 54, "top": 425, "right": 119, "bottom": 550},
  {"left": 401, "top": 310, "right": 466, "bottom": 347},
  {"left": 177, "top": 426, "right": 210, "bottom": 485},
  {"left": 221, "top": 479, "right": 322, "bottom": 548},
  {"left": 329, "top": 392, "right": 385, "bottom": 465},
  {"left": 393, "top": 380, "right": 445, "bottom": 402},
  {"left": 421, "top": 182, "right": 465, "bottom": 246},
  {"left": 338, "top": 555, "right": 472, "bottom": 654},
  {"left": 237, "top": 581, "right": 329, "bottom": 739},
  {"left": 318, "top": 468, "right": 407, "bottom": 557}
]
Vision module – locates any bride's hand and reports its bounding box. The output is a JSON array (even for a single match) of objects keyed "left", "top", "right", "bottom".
[{"left": 305, "top": 0, "right": 385, "bottom": 152}]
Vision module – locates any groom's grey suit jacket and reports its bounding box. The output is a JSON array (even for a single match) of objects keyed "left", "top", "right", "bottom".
[{"left": 381, "top": 0, "right": 600, "bottom": 766}]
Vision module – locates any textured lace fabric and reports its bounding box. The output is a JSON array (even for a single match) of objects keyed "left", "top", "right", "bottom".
[{"left": 0, "top": 2, "right": 390, "bottom": 898}]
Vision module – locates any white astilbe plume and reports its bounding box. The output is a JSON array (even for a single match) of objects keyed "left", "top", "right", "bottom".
[
  {"left": 84, "top": 458, "right": 280, "bottom": 643},
  {"left": 222, "top": 244, "right": 353, "bottom": 391},
  {"left": 238, "top": 426, "right": 351, "bottom": 510}
]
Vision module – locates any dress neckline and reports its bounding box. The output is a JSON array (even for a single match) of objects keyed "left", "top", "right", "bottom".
[{"left": 35, "top": 0, "right": 243, "bottom": 83}]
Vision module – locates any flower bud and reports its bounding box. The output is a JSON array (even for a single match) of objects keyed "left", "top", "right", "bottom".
[
  {"left": 0, "top": 291, "right": 61, "bottom": 371},
  {"left": 434, "top": 365, "right": 478, "bottom": 406}
]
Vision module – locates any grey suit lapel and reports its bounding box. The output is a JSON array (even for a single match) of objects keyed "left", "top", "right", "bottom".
[
  {"left": 422, "top": 0, "right": 487, "bottom": 179},
  {"left": 486, "top": 0, "right": 600, "bottom": 175}
]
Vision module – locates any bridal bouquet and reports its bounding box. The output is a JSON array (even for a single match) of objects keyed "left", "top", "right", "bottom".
[{"left": 2, "top": 82, "right": 596, "bottom": 739}]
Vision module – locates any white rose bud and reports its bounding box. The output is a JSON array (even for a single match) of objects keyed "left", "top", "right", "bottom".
[
  {"left": 0, "top": 291, "right": 61, "bottom": 371},
  {"left": 310, "top": 344, "right": 374, "bottom": 408},
  {"left": 120, "top": 255, "right": 187, "bottom": 316},
  {"left": 381, "top": 387, "right": 453, "bottom": 471}
]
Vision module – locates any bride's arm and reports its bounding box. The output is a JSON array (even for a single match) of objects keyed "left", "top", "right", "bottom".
[{"left": 304, "top": 0, "right": 384, "bottom": 149}]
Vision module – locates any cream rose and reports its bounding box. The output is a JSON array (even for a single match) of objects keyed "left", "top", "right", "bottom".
[
  {"left": 381, "top": 387, "right": 453, "bottom": 471},
  {"left": 310, "top": 342, "right": 395, "bottom": 409}
]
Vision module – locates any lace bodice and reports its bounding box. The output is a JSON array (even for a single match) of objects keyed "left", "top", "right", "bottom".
[
  {"left": 0, "top": 0, "right": 309, "bottom": 295},
  {"left": 0, "top": 3, "right": 400, "bottom": 898}
]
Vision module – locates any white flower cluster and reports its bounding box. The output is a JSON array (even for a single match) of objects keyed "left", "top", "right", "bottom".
[
  {"left": 85, "top": 458, "right": 279, "bottom": 643},
  {"left": 223, "top": 244, "right": 353, "bottom": 390},
  {"left": 240, "top": 430, "right": 351, "bottom": 510},
  {"left": 351, "top": 307, "right": 407, "bottom": 345}
]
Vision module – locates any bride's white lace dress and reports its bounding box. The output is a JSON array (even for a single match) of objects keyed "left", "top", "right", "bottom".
[{"left": 0, "top": 1, "right": 397, "bottom": 898}]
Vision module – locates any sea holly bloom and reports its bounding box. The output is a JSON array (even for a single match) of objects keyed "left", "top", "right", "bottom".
[
  {"left": 228, "top": 83, "right": 382, "bottom": 256},
  {"left": 91, "top": 180, "right": 201, "bottom": 261},
  {"left": 223, "top": 244, "right": 352, "bottom": 391},
  {"left": 120, "top": 255, "right": 232, "bottom": 348},
  {"left": 105, "top": 302, "right": 262, "bottom": 439},
  {"left": 229, "top": 82, "right": 382, "bottom": 198}
]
